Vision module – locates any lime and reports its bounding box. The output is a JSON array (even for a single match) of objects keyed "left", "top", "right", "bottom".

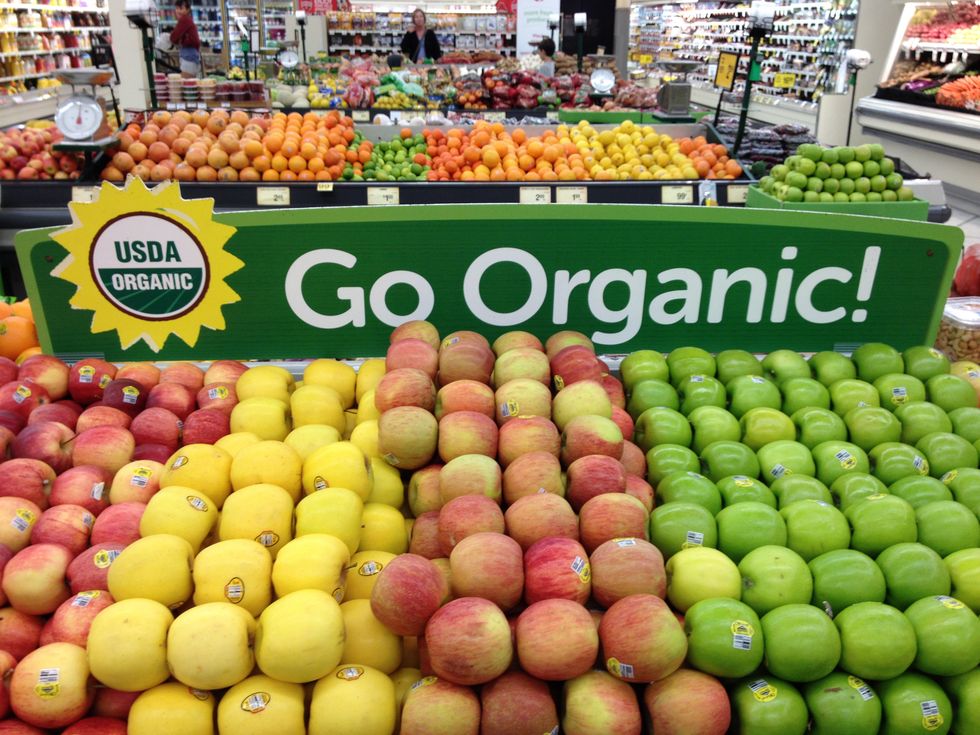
[
  {"left": 410, "top": 163, "right": 422, "bottom": 175},
  {"left": 885, "top": 173, "right": 903, "bottom": 190}
]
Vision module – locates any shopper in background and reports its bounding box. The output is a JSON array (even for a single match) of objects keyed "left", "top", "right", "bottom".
[
  {"left": 537, "top": 37, "right": 556, "bottom": 76},
  {"left": 400, "top": 8, "right": 442, "bottom": 64},
  {"left": 171, "top": 0, "right": 201, "bottom": 78}
]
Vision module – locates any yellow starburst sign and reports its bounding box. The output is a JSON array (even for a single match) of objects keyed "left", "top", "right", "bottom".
[{"left": 50, "top": 177, "right": 243, "bottom": 352}]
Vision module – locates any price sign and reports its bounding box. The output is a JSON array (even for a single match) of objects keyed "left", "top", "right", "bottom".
[
  {"left": 485, "top": 111, "right": 506, "bottom": 122},
  {"left": 662, "top": 186, "right": 694, "bottom": 205},
  {"left": 519, "top": 187, "right": 551, "bottom": 204},
  {"left": 367, "top": 187, "right": 399, "bottom": 206},
  {"left": 546, "top": 110, "right": 559, "bottom": 121},
  {"left": 256, "top": 187, "right": 290, "bottom": 207},
  {"left": 556, "top": 187, "right": 588, "bottom": 204},
  {"left": 638, "top": 54, "right": 654, "bottom": 64},
  {"left": 714, "top": 52, "right": 739, "bottom": 90},
  {"left": 71, "top": 186, "right": 99, "bottom": 204},
  {"left": 727, "top": 184, "right": 749, "bottom": 204},
  {"left": 316, "top": 182, "right": 334, "bottom": 192},
  {"left": 774, "top": 72, "right": 797, "bottom": 89},
  {"left": 352, "top": 110, "right": 370, "bottom": 122}
]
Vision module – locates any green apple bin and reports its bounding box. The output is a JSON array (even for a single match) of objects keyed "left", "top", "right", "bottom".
[{"left": 746, "top": 185, "right": 930, "bottom": 222}]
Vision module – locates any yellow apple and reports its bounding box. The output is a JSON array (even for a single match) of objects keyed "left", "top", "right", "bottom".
[
  {"left": 219, "top": 483, "right": 294, "bottom": 559},
  {"left": 254, "top": 589, "right": 344, "bottom": 683},
  {"left": 127, "top": 682, "right": 215, "bottom": 735},
  {"left": 304, "top": 359, "right": 357, "bottom": 408},
  {"left": 140, "top": 485, "right": 218, "bottom": 553},
  {"left": 108, "top": 533, "right": 194, "bottom": 609},
  {"left": 302, "top": 441, "right": 372, "bottom": 500},
  {"left": 272, "top": 533, "right": 350, "bottom": 601},
  {"left": 230, "top": 440, "right": 303, "bottom": 501},
  {"left": 215, "top": 431, "right": 262, "bottom": 458},
  {"left": 343, "top": 550, "right": 397, "bottom": 601},
  {"left": 357, "top": 390, "right": 381, "bottom": 424},
  {"left": 284, "top": 424, "right": 341, "bottom": 461},
  {"left": 167, "top": 602, "right": 255, "bottom": 690},
  {"left": 231, "top": 397, "right": 291, "bottom": 441},
  {"left": 295, "top": 487, "right": 363, "bottom": 555},
  {"left": 161, "top": 443, "right": 233, "bottom": 508},
  {"left": 344, "top": 409, "right": 357, "bottom": 438},
  {"left": 368, "top": 457, "right": 405, "bottom": 507},
  {"left": 236, "top": 365, "right": 294, "bottom": 404},
  {"left": 350, "top": 420, "right": 381, "bottom": 459},
  {"left": 360, "top": 503, "right": 408, "bottom": 554},
  {"left": 87, "top": 598, "right": 173, "bottom": 691},
  {"left": 392, "top": 666, "right": 422, "bottom": 720},
  {"left": 291, "top": 384, "right": 346, "bottom": 433},
  {"left": 193, "top": 538, "right": 273, "bottom": 616},
  {"left": 356, "top": 358, "right": 387, "bottom": 403},
  {"left": 218, "top": 674, "right": 305, "bottom": 735},
  {"left": 340, "top": 598, "right": 402, "bottom": 674},
  {"left": 309, "top": 664, "right": 396, "bottom": 735}
]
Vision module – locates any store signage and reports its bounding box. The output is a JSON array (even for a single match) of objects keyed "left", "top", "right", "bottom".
[
  {"left": 16, "top": 178, "right": 962, "bottom": 361},
  {"left": 296, "top": 0, "right": 335, "bottom": 15},
  {"left": 516, "top": 0, "right": 561, "bottom": 55},
  {"left": 774, "top": 72, "right": 797, "bottom": 89},
  {"left": 715, "top": 52, "right": 739, "bottom": 91}
]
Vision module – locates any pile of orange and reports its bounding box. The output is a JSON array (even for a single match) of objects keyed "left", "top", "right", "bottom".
[
  {"left": 0, "top": 299, "right": 39, "bottom": 363},
  {"left": 677, "top": 136, "right": 744, "bottom": 180},
  {"left": 101, "top": 110, "right": 370, "bottom": 183}
]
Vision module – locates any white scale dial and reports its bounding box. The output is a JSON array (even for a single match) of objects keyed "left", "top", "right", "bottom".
[
  {"left": 278, "top": 49, "right": 299, "bottom": 69},
  {"left": 55, "top": 96, "right": 105, "bottom": 141}
]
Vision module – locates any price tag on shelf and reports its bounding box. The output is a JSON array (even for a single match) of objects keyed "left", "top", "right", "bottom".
[
  {"left": 256, "top": 187, "right": 290, "bottom": 207},
  {"left": 727, "top": 184, "right": 749, "bottom": 204},
  {"left": 556, "top": 187, "right": 588, "bottom": 204},
  {"left": 220, "top": 101, "right": 231, "bottom": 108},
  {"left": 165, "top": 102, "right": 178, "bottom": 111},
  {"left": 196, "top": 102, "right": 207, "bottom": 109},
  {"left": 367, "top": 187, "right": 399, "bottom": 206},
  {"left": 638, "top": 54, "right": 653, "bottom": 64},
  {"left": 316, "top": 182, "right": 334, "bottom": 192},
  {"left": 519, "top": 187, "right": 551, "bottom": 205},
  {"left": 546, "top": 110, "right": 559, "bottom": 121},
  {"left": 389, "top": 110, "right": 402, "bottom": 122},
  {"left": 485, "top": 111, "right": 506, "bottom": 122},
  {"left": 352, "top": 110, "right": 370, "bottom": 122},
  {"left": 71, "top": 186, "right": 98, "bottom": 204},
  {"left": 773, "top": 72, "right": 796, "bottom": 89},
  {"left": 662, "top": 185, "right": 694, "bottom": 205}
]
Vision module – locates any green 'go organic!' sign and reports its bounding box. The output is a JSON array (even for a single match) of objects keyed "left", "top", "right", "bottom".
[{"left": 16, "top": 179, "right": 962, "bottom": 361}]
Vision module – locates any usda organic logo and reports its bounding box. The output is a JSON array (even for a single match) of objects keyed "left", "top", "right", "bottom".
[{"left": 89, "top": 213, "right": 209, "bottom": 321}]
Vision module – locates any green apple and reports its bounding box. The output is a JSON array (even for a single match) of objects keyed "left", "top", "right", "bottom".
[
  {"left": 716, "top": 349, "right": 763, "bottom": 385},
  {"left": 649, "top": 501, "right": 717, "bottom": 560},
  {"left": 689, "top": 405, "right": 741, "bottom": 454},
  {"left": 870, "top": 442, "right": 930, "bottom": 485},
  {"left": 845, "top": 161, "right": 864, "bottom": 180},
  {"left": 677, "top": 374, "right": 727, "bottom": 416},
  {"left": 792, "top": 407, "right": 847, "bottom": 449},
  {"left": 716, "top": 475, "right": 776, "bottom": 507},
  {"left": 804, "top": 671, "right": 882, "bottom": 735},
  {"left": 845, "top": 493, "right": 917, "bottom": 556},
  {"left": 739, "top": 545, "right": 813, "bottom": 616},
  {"left": 731, "top": 676, "right": 808, "bottom": 735},
  {"left": 834, "top": 601, "right": 917, "bottom": 680},
  {"left": 780, "top": 378, "right": 830, "bottom": 416},
  {"left": 780, "top": 499, "right": 850, "bottom": 560},
  {"left": 757, "top": 441, "right": 816, "bottom": 485},
  {"left": 620, "top": 349, "right": 668, "bottom": 391},
  {"left": 699, "top": 440, "right": 760, "bottom": 482},
  {"left": 665, "top": 546, "right": 741, "bottom": 612},
  {"left": 684, "top": 598, "right": 764, "bottom": 678},
  {"left": 944, "top": 548, "right": 980, "bottom": 612},
  {"left": 942, "top": 466, "right": 980, "bottom": 514},
  {"left": 902, "top": 346, "right": 950, "bottom": 382},
  {"left": 916, "top": 431, "right": 979, "bottom": 477},
  {"left": 829, "top": 379, "right": 880, "bottom": 416},
  {"left": 811, "top": 440, "right": 870, "bottom": 486},
  {"left": 762, "top": 350, "right": 811, "bottom": 385},
  {"left": 656, "top": 471, "right": 722, "bottom": 515},
  {"left": 830, "top": 472, "right": 888, "bottom": 512},
  {"left": 844, "top": 406, "right": 902, "bottom": 452},
  {"left": 888, "top": 475, "right": 951, "bottom": 508},
  {"left": 894, "top": 401, "right": 953, "bottom": 445},
  {"left": 667, "top": 346, "right": 716, "bottom": 387},
  {"left": 916, "top": 500, "right": 980, "bottom": 557},
  {"left": 854, "top": 145, "right": 872, "bottom": 163},
  {"left": 770, "top": 475, "right": 832, "bottom": 509},
  {"left": 873, "top": 373, "right": 926, "bottom": 411},
  {"left": 727, "top": 375, "right": 782, "bottom": 419},
  {"left": 948, "top": 406, "right": 980, "bottom": 443},
  {"left": 926, "top": 373, "right": 977, "bottom": 412},
  {"left": 646, "top": 444, "right": 699, "bottom": 484},
  {"left": 876, "top": 542, "right": 951, "bottom": 610},
  {"left": 904, "top": 595, "right": 980, "bottom": 676},
  {"left": 740, "top": 408, "right": 795, "bottom": 451},
  {"left": 761, "top": 604, "right": 840, "bottom": 683},
  {"left": 626, "top": 379, "right": 679, "bottom": 419},
  {"left": 839, "top": 177, "right": 856, "bottom": 195},
  {"left": 942, "top": 667, "right": 980, "bottom": 735},
  {"left": 716, "top": 501, "right": 786, "bottom": 562},
  {"left": 634, "top": 406, "right": 691, "bottom": 451},
  {"left": 809, "top": 351, "right": 856, "bottom": 387},
  {"left": 853, "top": 343, "right": 904, "bottom": 383},
  {"left": 809, "top": 549, "right": 886, "bottom": 616},
  {"left": 835, "top": 146, "right": 856, "bottom": 164},
  {"left": 877, "top": 672, "right": 952, "bottom": 735}
]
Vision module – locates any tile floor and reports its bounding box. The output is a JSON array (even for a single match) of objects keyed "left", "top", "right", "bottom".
[{"left": 948, "top": 195, "right": 980, "bottom": 246}]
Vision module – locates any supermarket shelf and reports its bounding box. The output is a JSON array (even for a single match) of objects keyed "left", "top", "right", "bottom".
[
  {"left": 0, "top": 25, "right": 109, "bottom": 33},
  {"left": 0, "top": 47, "right": 88, "bottom": 58},
  {"left": 0, "top": 69, "right": 57, "bottom": 82},
  {"left": 0, "top": 3, "right": 106, "bottom": 12}
]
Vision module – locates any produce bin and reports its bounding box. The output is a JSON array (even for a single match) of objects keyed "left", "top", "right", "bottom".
[{"left": 745, "top": 185, "right": 930, "bottom": 222}]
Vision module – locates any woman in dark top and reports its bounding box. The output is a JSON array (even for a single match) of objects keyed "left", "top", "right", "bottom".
[
  {"left": 400, "top": 8, "right": 441, "bottom": 63},
  {"left": 170, "top": 0, "right": 201, "bottom": 78}
]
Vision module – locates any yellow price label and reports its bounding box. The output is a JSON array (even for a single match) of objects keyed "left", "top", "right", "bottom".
[
  {"left": 638, "top": 54, "right": 653, "bottom": 64},
  {"left": 774, "top": 72, "right": 797, "bottom": 89},
  {"left": 715, "top": 52, "right": 739, "bottom": 90}
]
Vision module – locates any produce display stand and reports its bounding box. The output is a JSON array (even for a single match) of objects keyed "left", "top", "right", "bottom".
[{"left": 746, "top": 185, "right": 931, "bottom": 222}]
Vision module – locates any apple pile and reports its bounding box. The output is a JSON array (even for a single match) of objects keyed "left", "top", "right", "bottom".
[{"left": 0, "top": 126, "right": 82, "bottom": 182}]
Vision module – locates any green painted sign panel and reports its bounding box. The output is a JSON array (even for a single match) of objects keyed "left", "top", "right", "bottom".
[{"left": 16, "top": 194, "right": 963, "bottom": 361}]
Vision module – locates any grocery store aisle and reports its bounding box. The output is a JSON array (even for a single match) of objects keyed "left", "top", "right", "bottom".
[{"left": 951, "top": 210, "right": 980, "bottom": 246}]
